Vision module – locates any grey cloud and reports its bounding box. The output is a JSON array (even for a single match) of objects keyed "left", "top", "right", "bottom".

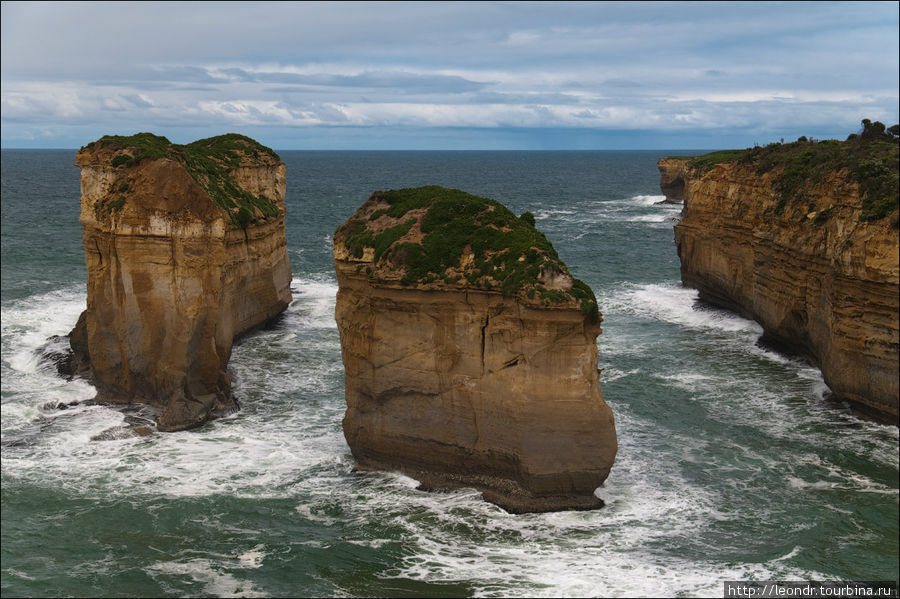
[
  {"left": 467, "top": 91, "right": 582, "bottom": 105},
  {"left": 1, "top": 1, "right": 897, "bottom": 148},
  {"left": 89, "top": 80, "right": 221, "bottom": 92},
  {"left": 121, "top": 94, "right": 153, "bottom": 108},
  {"left": 233, "top": 70, "right": 487, "bottom": 94},
  {"left": 600, "top": 79, "right": 644, "bottom": 89},
  {"left": 152, "top": 66, "right": 228, "bottom": 83}
]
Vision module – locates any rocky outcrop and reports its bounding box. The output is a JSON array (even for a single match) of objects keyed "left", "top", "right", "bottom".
[
  {"left": 671, "top": 146, "right": 899, "bottom": 424},
  {"left": 333, "top": 186, "right": 617, "bottom": 512},
  {"left": 658, "top": 157, "right": 689, "bottom": 203},
  {"left": 72, "top": 133, "right": 292, "bottom": 431}
]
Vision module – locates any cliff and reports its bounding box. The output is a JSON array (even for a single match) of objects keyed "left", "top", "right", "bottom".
[
  {"left": 669, "top": 127, "right": 899, "bottom": 424},
  {"left": 333, "top": 186, "right": 617, "bottom": 512},
  {"left": 657, "top": 157, "right": 688, "bottom": 203},
  {"left": 71, "top": 133, "right": 292, "bottom": 431}
]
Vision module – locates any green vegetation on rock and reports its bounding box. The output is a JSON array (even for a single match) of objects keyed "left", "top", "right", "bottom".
[
  {"left": 668, "top": 120, "right": 899, "bottom": 223},
  {"left": 336, "top": 185, "right": 600, "bottom": 322},
  {"left": 743, "top": 120, "right": 898, "bottom": 222},
  {"left": 667, "top": 149, "right": 746, "bottom": 173},
  {"left": 83, "top": 132, "right": 282, "bottom": 228}
]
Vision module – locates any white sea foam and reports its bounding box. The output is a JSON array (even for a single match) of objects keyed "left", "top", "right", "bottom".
[
  {"left": 0, "top": 275, "right": 347, "bottom": 500},
  {"left": 625, "top": 212, "right": 679, "bottom": 223},
  {"left": 599, "top": 367, "right": 641, "bottom": 382},
  {"left": 1, "top": 285, "right": 86, "bottom": 373},
  {"left": 601, "top": 282, "right": 762, "bottom": 336},
  {"left": 348, "top": 411, "right": 819, "bottom": 597},
  {"left": 288, "top": 276, "right": 339, "bottom": 330},
  {"left": 146, "top": 558, "right": 267, "bottom": 598},
  {"left": 1, "top": 271, "right": 894, "bottom": 599},
  {"left": 533, "top": 208, "right": 577, "bottom": 220},
  {"left": 237, "top": 545, "right": 267, "bottom": 569},
  {"left": 628, "top": 194, "right": 668, "bottom": 206}
]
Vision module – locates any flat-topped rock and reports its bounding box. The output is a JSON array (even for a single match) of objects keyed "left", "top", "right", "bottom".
[
  {"left": 333, "top": 186, "right": 617, "bottom": 512},
  {"left": 71, "top": 133, "right": 292, "bottom": 431}
]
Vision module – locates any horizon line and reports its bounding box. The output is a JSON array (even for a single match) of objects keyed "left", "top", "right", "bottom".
[{"left": 0, "top": 146, "right": 733, "bottom": 152}]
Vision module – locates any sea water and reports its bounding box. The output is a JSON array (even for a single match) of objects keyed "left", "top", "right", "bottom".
[{"left": 1, "top": 150, "right": 897, "bottom": 597}]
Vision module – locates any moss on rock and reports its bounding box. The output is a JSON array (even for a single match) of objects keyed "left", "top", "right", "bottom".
[
  {"left": 83, "top": 132, "right": 281, "bottom": 228},
  {"left": 334, "top": 185, "right": 600, "bottom": 323},
  {"left": 667, "top": 120, "right": 899, "bottom": 223}
]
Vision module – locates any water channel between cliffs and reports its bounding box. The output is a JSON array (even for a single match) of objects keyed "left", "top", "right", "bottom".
[{"left": 2, "top": 150, "right": 897, "bottom": 598}]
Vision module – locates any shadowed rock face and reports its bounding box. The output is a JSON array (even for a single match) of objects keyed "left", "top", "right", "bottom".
[
  {"left": 333, "top": 186, "right": 617, "bottom": 512},
  {"left": 72, "top": 133, "right": 292, "bottom": 431},
  {"left": 670, "top": 159, "right": 899, "bottom": 424},
  {"left": 657, "top": 157, "right": 688, "bottom": 204}
]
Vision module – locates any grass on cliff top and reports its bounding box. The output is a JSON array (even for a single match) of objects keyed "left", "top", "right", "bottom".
[
  {"left": 667, "top": 149, "right": 746, "bottom": 173},
  {"left": 83, "top": 132, "right": 281, "bottom": 228},
  {"left": 337, "top": 185, "right": 600, "bottom": 322},
  {"left": 668, "top": 120, "right": 900, "bottom": 223}
]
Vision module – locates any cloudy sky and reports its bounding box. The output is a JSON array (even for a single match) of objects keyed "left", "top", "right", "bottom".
[{"left": 2, "top": 1, "right": 898, "bottom": 149}]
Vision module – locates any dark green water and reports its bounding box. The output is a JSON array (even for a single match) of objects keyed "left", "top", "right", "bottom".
[{"left": 2, "top": 150, "right": 897, "bottom": 597}]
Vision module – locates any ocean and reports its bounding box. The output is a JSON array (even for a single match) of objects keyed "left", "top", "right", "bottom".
[{"left": 1, "top": 150, "right": 897, "bottom": 598}]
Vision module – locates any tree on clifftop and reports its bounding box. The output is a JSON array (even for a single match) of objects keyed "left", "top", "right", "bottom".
[{"left": 860, "top": 118, "right": 889, "bottom": 140}]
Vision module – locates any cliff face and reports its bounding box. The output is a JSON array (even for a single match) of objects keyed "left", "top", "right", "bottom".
[
  {"left": 671, "top": 157, "right": 899, "bottom": 424},
  {"left": 657, "top": 157, "right": 688, "bottom": 203},
  {"left": 73, "top": 133, "right": 292, "bottom": 431},
  {"left": 333, "top": 186, "right": 617, "bottom": 513}
]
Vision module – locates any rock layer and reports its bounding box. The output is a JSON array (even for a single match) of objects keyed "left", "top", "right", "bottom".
[
  {"left": 334, "top": 187, "right": 617, "bottom": 512},
  {"left": 73, "top": 134, "right": 292, "bottom": 431},
  {"left": 657, "top": 157, "right": 689, "bottom": 203},
  {"left": 670, "top": 159, "right": 899, "bottom": 424}
]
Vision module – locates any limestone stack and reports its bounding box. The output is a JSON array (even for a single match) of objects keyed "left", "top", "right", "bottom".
[
  {"left": 333, "top": 186, "right": 617, "bottom": 512},
  {"left": 72, "top": 133, "right": 292, "bottom": 431},
  {"left": 668, "top": 134, "right": 899, "bottom": 424}
]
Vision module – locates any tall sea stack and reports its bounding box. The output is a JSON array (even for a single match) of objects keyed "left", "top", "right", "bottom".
[
  {"left": 333, "top": 186, "right": 617, "bottom": 512},
  {"left": 666, "top": 125, "right": 899, "bottom": 424},
  {"left": 71, "top": 133, "right": 292, "bottom": 431}
]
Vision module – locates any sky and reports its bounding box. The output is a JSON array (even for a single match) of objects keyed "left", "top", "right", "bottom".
[{"left": 1, "top": 1, "right": 898, "bottom": 150}]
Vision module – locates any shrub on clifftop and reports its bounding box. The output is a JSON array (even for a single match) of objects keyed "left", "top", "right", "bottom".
[
  {"left": 334, "top": 186, "right": 600, "bottom": 323},
  {"left": 82, "top": 132, "right": 281, "bottom": 228},
  {"left": 668, "top": 120, "right": 899, "bottom": 223}
]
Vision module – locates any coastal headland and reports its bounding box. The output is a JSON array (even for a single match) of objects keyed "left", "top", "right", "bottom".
[{"left": 663, "top": 122, "right": 899, "bottom": 424}]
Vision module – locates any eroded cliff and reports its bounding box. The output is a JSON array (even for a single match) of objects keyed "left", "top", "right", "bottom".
[
  {"left": 657, "top": 157, "right": 689, "bottom": 203},
  {"left": 334, "top": 186, "right": 617, "bottom": 512},
  {"left": 72, "top": 133, "right": 292, "bottom": 431},
  {"left": 669, "top": 127, "right": 899, "bottom": 424}
]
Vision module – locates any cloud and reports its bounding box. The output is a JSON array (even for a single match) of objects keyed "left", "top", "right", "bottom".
[{"left": 1, "top": 1, "right": 897, "bottom": 148}]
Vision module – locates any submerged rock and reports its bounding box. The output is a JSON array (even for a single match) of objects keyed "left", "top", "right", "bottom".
[
  {"left": 37, "top": 311, "right": 92, "bottom": 381},
  {"left": 333, "top": 186, "right": 617, "bottom": 513},
  {"left": 71, "top": 133, "right": 292, "bottom": 431}
]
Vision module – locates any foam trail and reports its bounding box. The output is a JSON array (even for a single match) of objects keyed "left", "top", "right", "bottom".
[
  {"left": 288, "top": 276, "right": 339, "bottom": 330},
  {"left": 601, "top": 282, "right": 762, "bottom": 335},
  {"left": 627, "top": 194, "right": 667, "bottom": 206}
]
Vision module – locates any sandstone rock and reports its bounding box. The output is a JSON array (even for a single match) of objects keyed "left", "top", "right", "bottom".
[
  {"left": 658, "top": 157, "right": 689, "bottom": 203},
  {"left": 334, "top": 186, "right": 617, "bottom": 512},
  {"left": 72, "top": 133, "right": 292, "bottom": 431},
  {"left": 670, "top": 142, "right": 899, "bottom": 424}
]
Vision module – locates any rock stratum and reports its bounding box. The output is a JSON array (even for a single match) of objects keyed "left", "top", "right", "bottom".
[
  {"left": 657, "top": 157, "right": 689, "bottom": 203},
  {"left": 333, "top": 186, "right": 617, "bottom": 512},
  {"left": 71, "top": 133, "right": 292, "bottom": 431},
  {"left": 668, "top": 125, "right": 899, "bottom": 424}
]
